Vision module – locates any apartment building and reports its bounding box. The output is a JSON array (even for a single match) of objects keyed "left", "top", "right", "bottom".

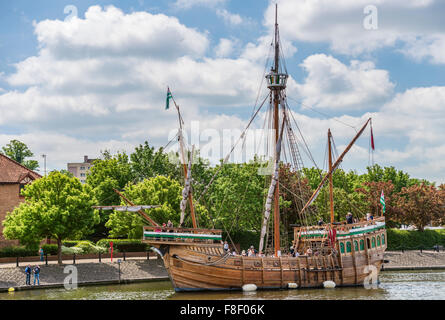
[{"left": 67, "top": 155, "right": 97, "bottom": 183}]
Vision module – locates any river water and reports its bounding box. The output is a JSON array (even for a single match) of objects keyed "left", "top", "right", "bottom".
[{"left": 1, "top": 270, "right": 445, "bottom": 300}]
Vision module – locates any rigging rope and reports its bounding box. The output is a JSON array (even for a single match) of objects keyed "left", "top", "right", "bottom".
[{"left": 195, "top": 93, "right": 269, "bottom": 203}]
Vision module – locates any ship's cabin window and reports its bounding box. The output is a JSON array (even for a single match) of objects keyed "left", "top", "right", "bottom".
[
  {"left": 354, "top": 240, "right": 359, "bottom": 252},
  {"left": 346, "top": 241, "right": 352, "bottom": 253},
  {"left": 371, "top": 237, "right": 376, "bottom": 248},
  {"left": 377, "top": 235, "right": 381, "bottom": 247},
  {"left": 340, "top": 242, "right": 345, "bottom": 254},
  {"left": 382, "top": 234, "right": 385, "bottom": 245},
  {"left": 360, "top": 240, "right": 365, "bottom": 251}
]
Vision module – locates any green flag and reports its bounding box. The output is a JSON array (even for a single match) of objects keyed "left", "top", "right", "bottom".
[
  {"left": 166, "top": 88, "right": 172, "bottom": 110},
  {"left": 380, "top": 190, "right": 385, "bottom": 214}
]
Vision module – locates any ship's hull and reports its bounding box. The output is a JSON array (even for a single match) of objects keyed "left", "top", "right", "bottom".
[{"left": 154, "top": 240, "right": 385, "bottom": 292}]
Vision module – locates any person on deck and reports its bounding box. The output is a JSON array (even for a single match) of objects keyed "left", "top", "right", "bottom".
[
  {"left": 306, "top": 247, "right": 312, "bottom": 256},
  {"left": 318, "top": 218, "right": 324, "bottom": 226},
  {"left": 250, "top": 245, "right": 258, "bottom": 256},
  {"left": 223, "top": 241, "right": 229, "bottom": 252},
  {"left": 167, "top": 220, "right": 174, "bottom": 232},
  {"left": 154, "top": 225, "right": 162, "bottom": 240},
  {"left": 346, "top": 212, "right": 353, "bottom": 224}
]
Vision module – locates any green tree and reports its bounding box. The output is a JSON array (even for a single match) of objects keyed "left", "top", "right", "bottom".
[
  {"left": 2, "top": 171, "right": 99, "bottom": 264},
  {"left": 130, "top": 141, "right": 181, "bottom": 182},
  {"left": 86, "top": 151, "right": 134, "bottom": 239},
  {"left": 105, "top": 176, "right": 194, "bottom": 238},
  {"left": 364, "top": 164, "right": 430, "bottom": 192},
  {"left": 206, "top": 161, "right": 266, "bottom": 234},
  {"left": 1, "top": 139, "right": 39, "bottom": 170}
]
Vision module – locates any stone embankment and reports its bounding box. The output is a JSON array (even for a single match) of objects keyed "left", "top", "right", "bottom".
[
  {"left": 2, "top": 250, "right": 445, "bottom": 292},
  {"left": 383, "top": 250, "right": 445, "bottom": 270},
  {"left": 0, "top": 258, "right": 168, "bottom": 292}
]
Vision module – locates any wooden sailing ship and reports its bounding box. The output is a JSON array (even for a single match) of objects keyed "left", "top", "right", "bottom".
[{"left": 139, "top": 5, "right": 387, "bottom": 291}]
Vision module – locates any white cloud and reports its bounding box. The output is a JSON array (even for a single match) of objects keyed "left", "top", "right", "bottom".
[
  {"left": 1, "top": 6, "right": 264, "bottom": 129},
  {"left": 33, "top": 6, "right": 209, "bottom": 60},
  {"left": 400, "top": 34, "right": 445, "bottom": 64},
  {"left": 240, "top": 35, "right": 297, "bottom": 63},
  {"left": 263, "top": 0, "right": 445, "bottom": 59},
  {"left": 215, "top": 8, "right": 243, "bottom": 26},
  {"left": 173, "top": 0, "right": 226, "bottom": 10},
  {"left": 294, "top": 54, "right": 394, "bottom": 111},
  {"left": 214, "top": 38, "right": 239, "bottom": 58},
  {"left": 0, "top": 5, "right": 276, "bottom": 171}
]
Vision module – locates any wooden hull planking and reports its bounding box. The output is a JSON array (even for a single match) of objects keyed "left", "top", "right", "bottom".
[{"left": 151, "top": 228, "right": 386, "bottom": 292}]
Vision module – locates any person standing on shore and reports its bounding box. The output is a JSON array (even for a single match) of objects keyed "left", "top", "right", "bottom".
[
  {"left": 25, "top": 265, "right": 32, "bottom": 285},
  {"left": 39, "top": 247, "right": 44, "bottom": 262},
  {"left": 33, "top": 265, "right": 41, "bottom": 285}
]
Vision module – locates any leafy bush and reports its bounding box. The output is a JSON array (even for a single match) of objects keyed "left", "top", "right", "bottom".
[
  {"left": 41, "top": 244, "right": 58, "bottom": 255},
  {"left": 62, "top": 241, "right": 79, "bottom": 247},
  {"left": 63, "top": 240, "right": 95, "bottom": 247},
  {"left": 0, "top": 246, "right": 37, "bottom": 258},
  {"left": 96, "top": 239, "right": 147, "bottom": 252},
  {"left": 74, "top": 241, "right": 106, "bottom": 254},
  {"left": 61, "top": 246, "right": 84, "bottom": 255},
  {"left": 387, "top": 229, "right": 445, "bottom": 250}
]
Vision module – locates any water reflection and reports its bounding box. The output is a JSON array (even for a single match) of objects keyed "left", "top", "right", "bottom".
[{"left": 1, "top": 270, "right": 445, "bottom": 300}]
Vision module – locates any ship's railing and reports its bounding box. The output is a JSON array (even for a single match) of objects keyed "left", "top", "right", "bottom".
[
  {"left": 142, "top": 226, "right": 223, "bottom": 243},
  {"left": 294, "top": 216, "right": 385, "bottom": 240}
]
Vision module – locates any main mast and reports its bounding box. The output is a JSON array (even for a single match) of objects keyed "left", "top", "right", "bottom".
[
  {"left": 258, "top": 4, "right": 288, "bottom": 256},
  {"left": 272, "top": 5, "right": 280, "bottom": 256}
]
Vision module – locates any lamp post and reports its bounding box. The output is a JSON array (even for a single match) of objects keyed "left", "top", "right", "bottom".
[
  {"left": 117, "top": 259, "right": 122, "bottom": 283},
  {"left": 41, "top": 154, "right": 47, "bottom": 176}
]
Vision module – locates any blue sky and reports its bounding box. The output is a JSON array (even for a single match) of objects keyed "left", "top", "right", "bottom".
[{"left": 1, "top": 0, "right": 445, "bottom": 184}]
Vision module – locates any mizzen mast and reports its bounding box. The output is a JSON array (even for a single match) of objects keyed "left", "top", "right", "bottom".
[{"left": 328, "top": 129, "right": 335, "bottom": 224}]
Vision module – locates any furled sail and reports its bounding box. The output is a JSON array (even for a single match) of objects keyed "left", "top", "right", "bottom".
[
  {"left": 92, "top": 205, "right": 160, "bottom": 211},
  {"left": 259, "top": 118, "right": 285, "bottom": 254},
  {"left": 180, "top": 145, "right": 194, "bottom": 226}
]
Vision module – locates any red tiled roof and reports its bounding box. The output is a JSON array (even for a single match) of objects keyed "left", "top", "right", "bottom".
[{"left": 0, "top": 154, "right": 41, "bottom": 183}]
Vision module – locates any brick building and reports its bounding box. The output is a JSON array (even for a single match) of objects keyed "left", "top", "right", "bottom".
[{"left": 0, "top": 154, "right": 41, "bottom": 247}]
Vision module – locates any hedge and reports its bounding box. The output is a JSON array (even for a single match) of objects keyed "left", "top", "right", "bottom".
[
  {"left": 387, "top": 229, "right": 445, "bottom": 250},
  {"left": 96, "top": 239, "right": 148, "bottom": 252},
  {"left": 41, "top": 244, "right": 58, "bottom": 255},
  {"left": 0, "top": 246, "right": 37, "bottom": 258}
]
